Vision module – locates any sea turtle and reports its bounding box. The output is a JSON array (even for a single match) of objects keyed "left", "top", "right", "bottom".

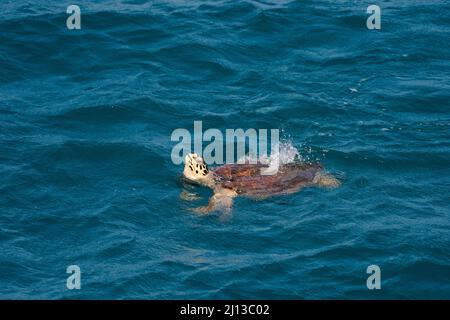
[{"left": 182, "top": 153, "right": 340, "bottom": 214}]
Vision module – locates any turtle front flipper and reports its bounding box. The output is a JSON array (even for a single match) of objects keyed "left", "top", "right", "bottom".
[{"left": 192, "top": 188, "right": 237, "bottom": 215}]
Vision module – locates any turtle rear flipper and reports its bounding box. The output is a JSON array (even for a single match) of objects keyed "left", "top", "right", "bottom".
[{"left": 313, "top": 172, "right": 341, "bottom": 188}]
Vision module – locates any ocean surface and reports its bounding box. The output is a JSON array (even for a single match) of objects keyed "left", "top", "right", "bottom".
[{"left": 1, "top": 0, "right": 449, "bottom": 299}]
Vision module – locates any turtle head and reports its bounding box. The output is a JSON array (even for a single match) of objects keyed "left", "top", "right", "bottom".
[{"left": 183, "top": 153, "right": 212, "bottom": 185}]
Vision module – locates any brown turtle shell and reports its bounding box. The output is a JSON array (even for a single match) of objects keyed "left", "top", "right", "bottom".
[{"left": 212, "top": 163, "right": 323, "bottom": 197}]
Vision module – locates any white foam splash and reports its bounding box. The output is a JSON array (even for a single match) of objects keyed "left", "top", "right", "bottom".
[
  {"left": 265, "top": 141, "right": 300, "bottom": 175},
  {"left": 238, "top": 140, "right": 301, "bottom": 172}
]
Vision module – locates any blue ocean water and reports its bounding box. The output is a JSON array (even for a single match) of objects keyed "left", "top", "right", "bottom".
[{"left": 1, "top": 0, "right": 449, "bottom": 299}]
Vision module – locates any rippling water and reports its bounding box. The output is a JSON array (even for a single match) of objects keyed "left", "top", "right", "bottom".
[{"left": 1, "top": 0, "right": 449, "bottom": 299}]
